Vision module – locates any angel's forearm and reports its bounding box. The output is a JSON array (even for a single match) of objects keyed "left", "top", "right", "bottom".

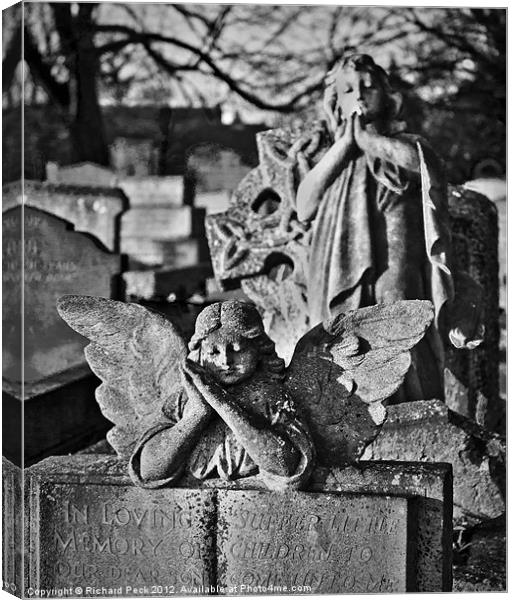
[
  {"left": 296, "top": 137, "right": 352, "bottom": 221},
  {"left": 139, "top": 412, "right": 208, "bottom": 482},
  {"left": 358, "top": 131, "right": 419, "bottom": 172},
  {"left": 204, "top": 392, "right": 298, "bottom": 476}
]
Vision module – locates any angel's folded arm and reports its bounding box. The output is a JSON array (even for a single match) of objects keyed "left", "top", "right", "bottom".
[
  {"left": 136, "top": 409, "right": 211, "bottom": 484},
  {"left": 201, "top": 390, "right": 300, "bottom": 477}
]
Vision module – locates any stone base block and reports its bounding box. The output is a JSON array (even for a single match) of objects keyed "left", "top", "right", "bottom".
[
  {"left": 20, "top": 456, "right": 451, "bottom": 594},
  {"left": 118, "top": 177, "right": 185, "bottom": 207},
  {"left": 195, "top": 191, "right": 231, "bottom": 214},
  {"left": 363, "top": 399, "right": 505, "bottom": 524},
  {"left": 120, "top": 207, "right": 205, "bottom": 240},
  {"left": 121, "top": 237, "right": 207, "bottom": 269}
]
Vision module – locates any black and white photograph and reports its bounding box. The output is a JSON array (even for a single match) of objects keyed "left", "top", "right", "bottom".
[{"left": 1, "top": 1, "right": 507, "bottom": 596}]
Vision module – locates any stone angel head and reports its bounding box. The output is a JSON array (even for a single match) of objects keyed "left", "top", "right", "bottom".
[
  {"left": 57, "top": 296, "right": 433, "bottom": 492},
  {"left": 323, "top": 53, "right": 403, "bottom": 135}
]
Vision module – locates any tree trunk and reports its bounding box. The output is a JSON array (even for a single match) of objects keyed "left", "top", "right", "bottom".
[
  {"left": 69, "top": 5, "right": 109, "bottom": 165},
  {"left": 51, "top": 2, "right": 110, "bottom": 166}
]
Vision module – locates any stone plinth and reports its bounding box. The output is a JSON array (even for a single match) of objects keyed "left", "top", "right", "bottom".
[
  {"left": 118, "top": 176, "right": 185, "bottom": 207},
  {"left": 46, "top": 162, "right": 118, "bottom": 188},
  {"left": 121, "top": 207, "right": 205, "bottom": 240},
  {"left": 23, "top": 456, "right": 452, "bottom": 594},
  {"left": 363, "top": 399, "right": 505, "bottom": 525}
]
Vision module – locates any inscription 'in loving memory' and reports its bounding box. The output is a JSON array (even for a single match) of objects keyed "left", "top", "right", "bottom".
[{"left": 55, "top": 502, "right": 197, "bottom": 557}]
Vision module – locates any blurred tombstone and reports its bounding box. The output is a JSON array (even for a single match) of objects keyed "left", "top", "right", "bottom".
[
  {"left": 187, "top": 143, "right": 252, "bottom": 214},
  {"left": 463, "top": 178, "right": 506, "bottom": 309},
  {"left": 118, "top": 174, "right": 212, "bottom": 300},
  {"left": 109, "top": 136, "right": 158, "bottom": 177},
  {"left": 8, "top": 180, "right": 127, "bottom": 253},
  {"left": 445, "top": 187, "right": 501, "bottom": 431},
  {"left": 46, "top": 161, "right": 118, "bottom": 188},
  {"left": 2, "top": 181, "right": 124, "bottom": 465}
]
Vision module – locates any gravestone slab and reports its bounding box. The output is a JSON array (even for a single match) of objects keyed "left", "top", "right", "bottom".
[
  {"left": 121, "top": 237, "right": 205, "bottom": 269},
  {"left": 3, "top": 180, "right": 127, "bottom": 252},
  {"left": 446, "top": 187, "right": 500, "bottom": 430},
  {"left": 2, "top": 206, "right": 121, "bottom": 383},
  {"left": 217, "top": 490, "right": 414, "bottom": 594},
  {"left": 25, "top": 456, "right": 452, "bottom": 593},
  {"left": 118, "top": 176, "right": 185, "bottom": 207},
  {"left": 46, "top": 162, "right": 118, "bottom": 188},
  {"left": 121, "top": 206, "right": 205, "bottom": 239},
  {"left": 362, "top": 399, "right": 505, "bottom": 525},
  {"left": 27, "top": 457, "right": 216, "bottom": 594}
]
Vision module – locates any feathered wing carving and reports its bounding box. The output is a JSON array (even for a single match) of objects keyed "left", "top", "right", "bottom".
[
  {"left": 57, "top": 295, "right": 187, "bottom": 460},
  {"left": 285, "top": 300, "right": 434, "bottom": 466}
]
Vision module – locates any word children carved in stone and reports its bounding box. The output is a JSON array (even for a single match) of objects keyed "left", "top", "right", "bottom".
[{"left": 217, "top": 490, "right": 414, "bottom": 594}]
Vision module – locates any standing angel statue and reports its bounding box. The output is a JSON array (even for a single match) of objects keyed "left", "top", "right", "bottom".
[{"left": 58, "top": 296, "right": 433, "bottom": 491}]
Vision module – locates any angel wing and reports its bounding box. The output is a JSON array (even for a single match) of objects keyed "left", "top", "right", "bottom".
[
  {"left": 57, "top": 295, "right": 187, "bottom": 460},
  {"left": 285, "top": 300, "right": 434, "bottom": 466}
]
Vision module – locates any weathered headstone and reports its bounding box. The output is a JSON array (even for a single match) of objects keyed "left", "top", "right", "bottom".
[
  {"left": 195, "top": 190, "right": 231, "bottom": 215},
  {"left": 24, "top": 456, "right": 452, "bottom": 593},
  {"left": 3, "top": 207, "right": 120, "bottom": 383},
  {"left": 446, "top": 188, "right": 501, "bottom": 430},
  {"left": 27, "top": 457, "right": 216, "bottom": 594},
  {"left": 3, "top": 180, "right": 127, "bottom": 252},
  {"left": 187, "top": 144, "right": 252, "bottom": 195},
  {"left": 2, "top": 188, "right": 123, "bottom": 464}
]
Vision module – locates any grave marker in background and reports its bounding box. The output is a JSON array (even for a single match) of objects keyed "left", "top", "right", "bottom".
[{"left": 2, "top": 182, "right": 124, "bottom": 464}]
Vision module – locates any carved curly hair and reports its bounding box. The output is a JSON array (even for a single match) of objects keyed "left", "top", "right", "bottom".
[{"left": 187, "top": 300, "right": 285, "bottom": 381}]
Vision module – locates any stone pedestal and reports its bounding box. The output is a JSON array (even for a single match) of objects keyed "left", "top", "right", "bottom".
[
  {"left": 20, "top": 456, "right": 452, "bottom": 595},
  {"left": 362, "top": 399, "right": 505, "bottom": 525}
]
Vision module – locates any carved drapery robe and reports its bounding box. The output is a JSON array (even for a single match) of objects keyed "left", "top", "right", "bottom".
[{"left": 306, "top": 134, "right": 454, "bottom": 399}]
